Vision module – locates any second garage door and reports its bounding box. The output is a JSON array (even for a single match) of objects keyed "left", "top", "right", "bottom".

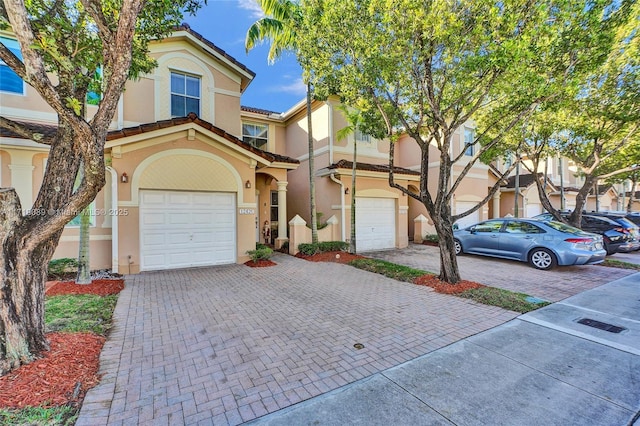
[
  {"left": 356, "top": 197, "right": 396, "bottom": 251},
  {"left": 455, "top": 201, "right": 480, "bottom": 229},
  {"left": 139, "top": 190, "right": 236, "bottom": 271}
]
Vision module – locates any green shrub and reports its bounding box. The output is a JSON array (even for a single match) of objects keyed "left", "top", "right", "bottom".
[
  {"left": 298, "top": 241, "right": 349, "bottom": 255},
  {"left": 256, "top": 243, "right": 269, "bottom": 250},
  {"left": 48, "top": 258, "right": 78, "bottom": 277},
  {"left": 247, "top": 246, "right": 273, "bottom": 262},
  {"left": 318, "top": 241, "right": 349, "bottom": 252},
  {"left": 424, "top": 234, "right": 439, "bottom": 243}
]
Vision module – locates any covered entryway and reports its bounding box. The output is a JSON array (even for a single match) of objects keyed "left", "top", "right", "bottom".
[
  {"left": 455, "top": 201, "right": 480, "bottom": 229},
  {"left": 356, "top": 197, "right": 396, "bottom": 251},
  {"left": 139, "top": 190, "right": 236, "bottom": 270}
]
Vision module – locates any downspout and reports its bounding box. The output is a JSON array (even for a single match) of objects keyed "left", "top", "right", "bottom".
[
  {"left": 326, "top": 101, "right": 334, "bottom": 166},
  {"left": 329, "top": 172, "right": 346, "bottom": 241},
  {"left": 106, "top": 166, "right": 119, "bottom": 273}
]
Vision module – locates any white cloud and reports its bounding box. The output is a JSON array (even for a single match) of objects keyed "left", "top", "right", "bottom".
[
  {"left": 269, "top": 77, "right": 307, "bottom": 96},
  {"left": 237, "top": 0, "right": 265, "bottom": 19}
]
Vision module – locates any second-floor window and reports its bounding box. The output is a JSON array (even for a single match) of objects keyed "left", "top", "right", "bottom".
[
  {"left": 355, "top": 129, "right": 372, "bottom": 144},
  {"left": 464, "top": 127, "right": 476, "bottom": 157},
  {"left": 242, "top": 123, "right": 268, "bottom": 148},
  {"left": 0, "top": 37, "right": 25, "bottom": 94},
  {"left": 171, "top": 71, "right": 200, "bottom": 117},
  {"left": 464, "top": 127, "right": 475, "bottom": 156}
]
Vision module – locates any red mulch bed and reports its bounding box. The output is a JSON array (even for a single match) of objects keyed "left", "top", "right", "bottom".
[
  {"left": 46, "top": 279, "right": 124, "bottom": 296},
  {"left": 0, "top": 280, "right": 125, "bottom": 410},
  {"left": 244, "top": 259, "right": 277, "bottom": 267},
  {"left": 0, "top": 332, "right": 104, "bottom": 408},
  {"left": 414, "top": 274, "right": 485, "bottom": 294},
  {"left": 295, "top": 251, "right": 365, "bottom": 264}
]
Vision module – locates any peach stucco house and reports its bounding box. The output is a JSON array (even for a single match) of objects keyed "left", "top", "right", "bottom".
[
  {"left": 2, "top": 25, "right": 506, "bottom": 271},
  {"left": 1, "top": 25, "right": 299, "bottom": 273},
  {"left": 245, "top": 97, "right": 497, "bottom": 251}
]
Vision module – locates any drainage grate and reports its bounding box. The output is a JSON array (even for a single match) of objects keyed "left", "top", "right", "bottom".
[{"left": 577, "top": 318, "right": 626, "bottom": 334}]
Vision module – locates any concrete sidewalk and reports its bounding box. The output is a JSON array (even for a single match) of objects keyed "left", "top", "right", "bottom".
[{"left": 249, "top": 273, "right": 640, "bottom": 425}]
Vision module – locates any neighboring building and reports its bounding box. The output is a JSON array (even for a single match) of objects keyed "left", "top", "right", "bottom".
[
  {"left": 0, "top": 25, "right": 299, "bottom": 273},
  {"left": 494, "top": 153, "right": 640, "bottom": 216}
]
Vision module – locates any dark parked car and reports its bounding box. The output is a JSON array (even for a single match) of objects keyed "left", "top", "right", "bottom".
[
  {"left": 625, "top": 212, "right": 640, "bottom": 226},
  {"left": 453, "top": 218, "right": 606, "bottom": 270},
  {"left": 534, "top": 212, "right": 635, "bottom": 255},
  {"left": 587, "top": 212, "right": 640, "bottom": 251}
]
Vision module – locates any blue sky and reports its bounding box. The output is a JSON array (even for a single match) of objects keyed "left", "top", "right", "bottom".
[{"left": 185, "top": 0, "right": 306, "bottom": 113}]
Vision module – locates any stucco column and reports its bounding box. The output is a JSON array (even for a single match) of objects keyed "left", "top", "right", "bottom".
[
  {"left": 492, "top": 191, "right": 501, "bottom": 218},
  {"left": 8, "top": 151, "right": 35, "bottom": 210},
  {"left": 275, "top": 181, "right": 288, "bottom": 249}
]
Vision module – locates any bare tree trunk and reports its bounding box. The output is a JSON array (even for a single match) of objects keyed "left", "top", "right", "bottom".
[
  {"left": 433, "top": 208, "right": 460, "bottom": 283},
  {"left": 349, "top": 139, "right": 357, "bottom": 254},
  {"left": 627, "top": 177, "right": 637, "bottom": 213},
  {"left": 1, "top": 127, "right": 90, "bottom": 374},
  {"left": 307, "top": 83, "right": 318, "bottom": 244},
  {"left": 76, "top": 205, "right": 92, "bottom": 284},
  {"left": 0, "top": 189, "right": 63, "bottom": 374}
]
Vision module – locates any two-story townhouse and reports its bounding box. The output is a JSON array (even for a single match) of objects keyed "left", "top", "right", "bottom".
[
  {"left": 0, "top": 25, "right": 299, "bottom": 273},
  {"left": 251, "top": 96, "right": 499, "bottom": 249},
  {"left": 279, "top": 97, "right": 424, "bottom": 251}
]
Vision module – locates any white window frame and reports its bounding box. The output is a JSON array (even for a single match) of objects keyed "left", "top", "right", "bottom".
[
  {"left": 170, "top": 71, "right": 201, "bottom": 117},
  {"left": 355, "top": 129, "right": 373, "bottom": 145},
  {"left": 463, "top": 127, "right": 475, "bottom": 157},
  {"left": 242, "top": 122, "right": 269, "bottom": 149}
]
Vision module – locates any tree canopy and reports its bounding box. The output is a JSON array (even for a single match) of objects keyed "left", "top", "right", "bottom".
[{"left": 297, "top": 0, "right": 635, "bottom": 282}]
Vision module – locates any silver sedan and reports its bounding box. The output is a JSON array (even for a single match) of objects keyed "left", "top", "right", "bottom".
[{"left": 453, "top": 218, "right": 606, "bottom": 270}]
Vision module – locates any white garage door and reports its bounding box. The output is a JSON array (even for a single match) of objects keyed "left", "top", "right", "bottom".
[
  {"left": 356, "top": 198, "right": 396, "bottom": 251},
  {"left": 526, "top": 203, "right": 542, "bottom": 218},
  {"left": 455, "top": 201, "right": 480, "bottom": 229},
  {"left": 140, "top": 190, "right": 236, "bottom": 271}
]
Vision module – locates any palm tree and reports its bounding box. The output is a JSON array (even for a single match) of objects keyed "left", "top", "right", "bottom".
[
  {"left": 336, "top": 105, "right": 364, "bottom": 254},
  {"left": 246, "top": 0, "right": 319, "bottom": 244}
]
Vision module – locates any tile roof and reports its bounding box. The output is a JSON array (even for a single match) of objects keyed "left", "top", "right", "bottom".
[
  {"left": 241, "top": 105, "right": 282, "bottom": 116},
  {"left": 106, "top": 113, "right": 299, "bottom": 164},
  {"left": 175, "top": 24, "right": 255, "bottom": 79},
  {"left": 3, "top": 114, "right": 298, "bottom": 165},
  {"left": 503, "top": 172, "right": 548, "bottom": 189},
  {"left": 328, "top": 159, "right": 421, "bottom": 176}
]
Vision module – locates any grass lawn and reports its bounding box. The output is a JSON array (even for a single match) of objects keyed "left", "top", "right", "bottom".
[{"left": 349, "top": 257, "right": 549, "bottom": 314}]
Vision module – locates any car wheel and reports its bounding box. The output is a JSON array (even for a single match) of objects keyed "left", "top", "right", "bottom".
[
  {"left": 529, "top": 248, "right": 556, "bottom": 270},
  {"left": 454, "top": 239, "right": 463, "bottom": 255}
]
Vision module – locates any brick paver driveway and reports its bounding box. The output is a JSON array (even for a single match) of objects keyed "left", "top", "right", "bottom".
[
  {"left": 366, "top": 243, "right": 636, "bottom": 302},
  {"left": 78, "top": 253, "right": 517, "bottom": 425}
]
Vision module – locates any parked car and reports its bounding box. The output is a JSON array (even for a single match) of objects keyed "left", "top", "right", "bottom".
[
  {"left": 625, "top": 212, "right": 640, "bottom": 226},
  {"left": 587, "top": 212, "right": 640, "bottom": 251},
  {"left": 534, "top": 212, "right": 634, "bottom": 255},
  {"left": 453, "top": 218, "right": 606, "bottom": 270}
]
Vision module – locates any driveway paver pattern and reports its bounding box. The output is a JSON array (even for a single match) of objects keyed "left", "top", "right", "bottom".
[
  {"left": 365, "top": 243, "right": 635, "bottom": 302},
  {"left": 77, "top": 253, "right": 517, "bottom": 425}
]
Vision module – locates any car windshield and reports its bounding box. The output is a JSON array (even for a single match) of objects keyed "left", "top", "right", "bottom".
[
  {"left": 544, "top": 220, "right": 585, "bottom": 235},
  {"left": 616, "top": 217, "right": 638, "bottom": 228}
]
